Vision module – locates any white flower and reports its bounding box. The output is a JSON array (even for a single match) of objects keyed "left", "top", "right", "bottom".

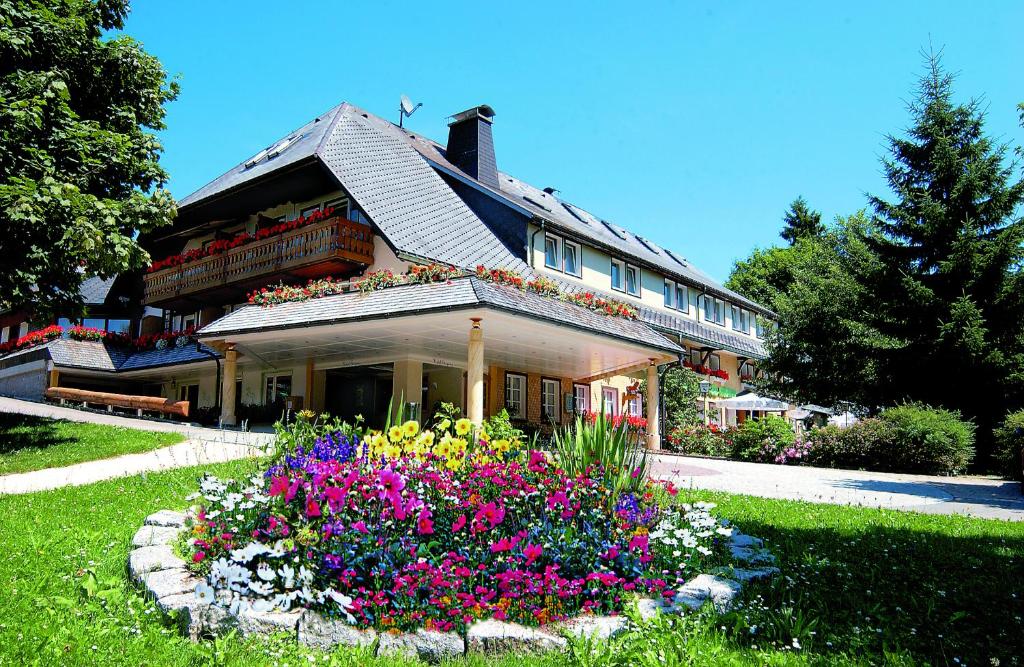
[
  {"left": 194, "top": 583, "right": 215, "bottom": 605},
  {"left": 231, "top": 542, "right": 269, "bottom": 564},
  {"left": 251, "top": 597, "right": 274, "bottom": 612},
  {"left": 256, "top": 563, "right": 276, "bottom": 582},
  {"left": 249, "top": 580, "right": 274, "bottom": 597},
  {"left": 279, "top": 564, "right": 296, "bottom": 589},
  {"left": 696, "top": 545, "right": 712, "bottom": 556}
]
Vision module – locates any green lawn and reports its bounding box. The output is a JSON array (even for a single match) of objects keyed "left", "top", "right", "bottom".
[
  {"left": 0, "top": 460, "right": 1020, "bottom": 666},
  {"left": 0, "top": 413, "right": 183, "bottom": 475}
]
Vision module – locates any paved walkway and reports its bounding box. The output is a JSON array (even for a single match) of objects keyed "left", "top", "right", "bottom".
[
  {"left": 0, "top": 396, "right": 274, "bottom": 495},
  {"left": 650, "top": 454, "right": 1024, "bottom": 521}
]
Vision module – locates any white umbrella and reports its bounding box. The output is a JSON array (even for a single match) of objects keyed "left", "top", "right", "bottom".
[{"left": 714, "top": 393, "right": 789, "bottom": 412}]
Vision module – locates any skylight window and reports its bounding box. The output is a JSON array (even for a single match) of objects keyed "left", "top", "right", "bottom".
[
  {"left": 663, "top": 248, "right": 689, "bottom": 267},
  {"left": 600, "top": 220, "right": 627, "bottom": 240},
  {"left": 635, "top": 235, "right": 661, "bottom": 254},
  {"left": 523, "top": 195, "right": 551, "bottom": 212},
  {"left": 243, "top": 148, "right": 269, "bottom": 169},
  {"left": 562, "top": 203, "right": 601, "bottom": 226},
  {"left": 267, "top": 136, "right": 296, "bottom": 159}
]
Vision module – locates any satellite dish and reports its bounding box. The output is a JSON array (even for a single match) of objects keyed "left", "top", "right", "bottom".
[{"left": 398, "top": 94, "right": 423, "bottom": 127}]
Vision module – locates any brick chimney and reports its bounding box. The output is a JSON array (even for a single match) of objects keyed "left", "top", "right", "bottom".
[{"left": 446, "top": 105, "right": 499, "bottom": 188}]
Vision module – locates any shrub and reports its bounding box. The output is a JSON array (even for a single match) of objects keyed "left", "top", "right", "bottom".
[
  {"left": 992, "top": 409, "right": 1024, "bottom": 479},
  {"left": 665, "top": 423, "right": 732, "bottom": 457},
  {"left": 729, "top": 415, "right": 795, "bottom": 462},
  {"left": 806, "top": 420, "right": 895, "bottom": 470},
  {"left": 551, "top": 413, "right": 648, "bottom": 500},
  {"left": 879, "top": 403, "right": 975, "bottom": 475}
]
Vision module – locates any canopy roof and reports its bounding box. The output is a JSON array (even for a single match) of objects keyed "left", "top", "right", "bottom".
[{"left": 714, "top": 392, "right": 789, "bottom": 411}]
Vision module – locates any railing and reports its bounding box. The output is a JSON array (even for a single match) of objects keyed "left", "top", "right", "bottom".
[{"left": 143, "top": 217, "right": 374, "bottom": 304}]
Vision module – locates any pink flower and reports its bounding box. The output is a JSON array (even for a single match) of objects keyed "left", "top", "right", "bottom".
[
  {"left": 546, "top": 491, "right": 569, "bottom": 510},
  {"left": 523, "top": 543, "right": 543, "bottom": 565},
  {"left": 324, "top": 486, "right": 345, "bottom": 512},
  {"left": 351, "top": 521, "right": 368, "bottom": 534},
  {"left": 474, "top": 502, "right": 505, "bottom": 531},
  {"left": 192, "top": 551, "right": 206, "bottom": 563},
  {"left": 268, "top": 475, "right": 289, "bottom": 497},
  {"left": 628, "top": 534, "right": 649, "bottom": 553},
  {"left": 490, "top": 534, "right": 521, "bottom": 553},
  {"left": 305, "top": 496, "right": 322, "bottom": 518},
  {"left": 417, "top": 509, "right": 434, "bottom": 535},
  {"left": 451, "top": 514, "right": 467, "bottom": 533},
  {"left": 377, "top": 467, "right": 406, "bottom": 501},
  {"left": 527, "top": 450, "right": 547, "bottom": 472}
]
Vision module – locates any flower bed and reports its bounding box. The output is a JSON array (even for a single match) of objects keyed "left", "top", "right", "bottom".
[
  {"left": 0, "top": 324, "right": 62, "bottom": 355},
  {"left": 180, "top": 413, "right": 737, "bottom": 636},
  {"left": 147, "top": 208, "right": 338, "bottom": 273}
]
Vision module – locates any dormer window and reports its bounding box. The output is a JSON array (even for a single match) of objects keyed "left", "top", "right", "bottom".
[
  {"left": 625, "top": 264, "right": 640, "bottom": 296},
  {"left": 610, "top": 259, "right": 625, "bottom": 291},
  {"left": 544, "top": 234, "right": 561, "bottom": 270},
  {"left": 563, "top": 240, "right": 581, "bottom": 277}
]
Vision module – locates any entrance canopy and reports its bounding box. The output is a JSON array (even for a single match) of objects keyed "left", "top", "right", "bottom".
[
  {"left": 714, "top": 392, "right": 789, "bottom": 412},
  {"left": 197, "top": 277, "right": 680, "bottom": 379}
]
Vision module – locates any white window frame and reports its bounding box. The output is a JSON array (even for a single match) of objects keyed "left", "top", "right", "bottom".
[
  {"left": 265, "top": 374, "right": 293, "bottom": 405},
  {"left": 627, "top": 393, "right": 642, "bottom": 417},
  {"left": 180, "top": 313, "right": 197, "bottom": 332},
  {"left": 610, "top": 259, "right": 625, "bottom": 292},
  {"left": 505, "top": 373, "right": 527, "bottom": 419},
  {"left": 541, "top": 378, "right": 560, "bottom": 421},
  {"left": 18, "top": 322, "right": 29, "bottom": 338},
  {"left": 178, "top": 383, "right": 199, "bottom": 403},
  {"left": 731, "top": 306, "right": 749, "bottom": 334},
  {"left": 709, "top": 354, "right": 722, "bottom": 373},
  {"left": 0, "top": 326, "right": 8, "bottom": 344},
  {"left": 663, "top": 280, "right": 675, "bottom": 309},
  {"left": 625, "top": 264, "right": 640, "bottom": 296},
  {"left": 676, "top": 284, "right": 689, "bottom": 314},
  {"left": 703, "top": 296, "right": 725, "bottom": 326},
  {"left": 300, "top": 204, "right": 320, "bottom": 219},
  {"left": 601, "top": 386, "right": 618, "bottom": 416},
  {"left": 543, "top": 234, "right": 562, "bottom": 271},
  {"left": 562, "top": 240, "right": 582, "bottom": 277},
  {"left": 573, "top": 383, "right": 590, "bottom": 414},
  {"left": 323, "top": 197, "right": 346, "bottom": 215}
]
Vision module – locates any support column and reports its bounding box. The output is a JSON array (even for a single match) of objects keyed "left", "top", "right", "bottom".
[
  {"left": 221, "top": 344, "right": 238, "bottom": 426},
  {"left": 304, "top": 358, "right": 314, "bottom": 412},
  {"left": 391, "top": 359, "right": 424, "bottom": 420},
  {"left": 645, "top": 359, "right": 661, "bottom": 451},
  {"left": 467, "top": 318, "right": 484, "bottom": 424},
  {"left": 47, "top": 368, "right": 59, "bottom": 389}
]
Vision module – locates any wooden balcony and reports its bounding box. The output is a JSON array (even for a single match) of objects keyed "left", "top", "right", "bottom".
[{"left": 143, "top": 216, "right": 374, "bottom": 308}]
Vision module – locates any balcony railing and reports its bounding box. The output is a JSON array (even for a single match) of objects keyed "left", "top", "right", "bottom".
[{"left": 143, "top": 216, "right": 374, "bottom": 305}]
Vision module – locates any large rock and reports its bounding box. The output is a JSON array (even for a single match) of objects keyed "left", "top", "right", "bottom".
[
  {"left": 552, "top": 615, "right": 628, "bottom": 640},
  {"left": 378, "top": 629, "right": 465, "bottom": 662},
  {"left": 729, "top": 532, "right": 764, "bottom": 549},
  {"left": 128, "top": 545, "right": 185, "bottom": 581},
  {"left": 678, "top": 574, "right": 742, "bottom": 612},
  {"left": 719, "top": 566, "right": 780, "bottom": 583},
  {"left": 142, "top": 568, "right": 200, "bottom": 600},
  {"left": 730, "top": 545, "right": 777, "bottom": 565},
  {"left": 144, "top": 510, "right": 186, "bottom": 528},
  {"left": 132, "top": 525, "right": 182, "bottom": 548},
  {"left": 297, "top": 611, "right": 377, "bottom": 650},
  {"left": 154, "top": 593, "right": 236, "bottom": 640},
  {"left": 466, "top": 619, "right": 567, "bottom": 654},
  {"left": 237, "top": 608, "right": 302, "bottom": 638}
]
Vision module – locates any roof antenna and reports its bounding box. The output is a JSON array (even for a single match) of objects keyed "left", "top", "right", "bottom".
[{"left": 398, "top": 94, "right": 422, "bottom": 128}]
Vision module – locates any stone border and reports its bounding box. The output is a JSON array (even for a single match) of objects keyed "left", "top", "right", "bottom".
[{"left": 129, "top": 510, "right": 777, "bottom": 662}]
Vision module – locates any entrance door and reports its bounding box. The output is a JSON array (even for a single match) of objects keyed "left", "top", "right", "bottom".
[{"left": 324, "top": 367, "right": 392, "bottom": 426}]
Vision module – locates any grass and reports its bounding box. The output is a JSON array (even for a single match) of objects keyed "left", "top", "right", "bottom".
[
  {"left": 0, "top": 413, "right": 183, "bottom": 475},
  {"left": 0, "top": 459, "right": 1020, "bottom": 666}
]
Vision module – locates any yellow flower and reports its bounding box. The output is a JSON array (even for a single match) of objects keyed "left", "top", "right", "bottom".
[
  {"left": 298, "top": 409, "right": 315, "bottom": 419},
  {"left": 445, "top": 453, "right": 465, "bottom": 470},
  {"left": 388, "top": 426, "right": 403, "bottom": 442},
  {"left": 433, "top": 439, "right": 453, "bottom": 460},
  {"left": 492, "top": 439, "right": 510, "bottom": 454},
  {"left": 417, "top": 431, "right": 435, "bottom": 447},
  {"left": 438, "top": 418, "right": 451, "bottom": 431},
  {"left": 402, "top": 420, "right": 420, "bottom": 438},
  {"left": 479, "top": 429, "right": 491, "bottom": 442},
  {"left": 383, "top": 442, "right": 402, "bottom": 459},
  {"left": 455, "top": 418, "right": 472, "bottom": 436}
]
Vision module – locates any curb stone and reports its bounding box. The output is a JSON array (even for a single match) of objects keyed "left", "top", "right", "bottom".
[{"left": 130, "top": 509, "right": 777, "bottom": 656}]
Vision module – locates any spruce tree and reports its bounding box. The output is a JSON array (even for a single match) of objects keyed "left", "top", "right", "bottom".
[
  {"left": 780, "top": 196, "right": 825, "bottom": 244},
  {"left": 865, "top": 53, "right": 1024, "bottom": 457}
]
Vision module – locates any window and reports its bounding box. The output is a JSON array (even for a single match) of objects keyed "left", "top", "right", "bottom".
[
  {"left": 541, "top": 378, "right": 560, "bottom": 421},
  {"left": 265, "top": 375, "right": 292, "bottom": 405},
  {"left": 180, "top": 313, "right": 197, "bottom": 332},
  {"left": 573, "top": 384, "right": 590, "bottom": 414},
  {"left": 663, "top": 280, "right": 675, "bottom": 308},
  {"left": 300, "top": 205, "right": 320, "bottom": 219},
  {"left": 676, "top": 284, "right": 689, "bottom": 314},
  {"left": 627, "top": 393, "right": 642, "bottom": 417},
  {"left": 731, "top": 306, "right": 749, "bottom": 334},
  {"left": 689, "top": 348, "right": 704, "bottom": 368},
  {"left": 703, "top": 296, "right": 725, "bottom": 325},
  {"left": 178, "top": 383, "right": 199, "bottom": 406},
  {"left": 544, "top": 234, "right": 561, "bottom": 270},
  {"left": 755, "top": 316, "right": 765, "bottom": 338},
  {"left": 740, "top": 361, "right": 756, "bottom": 382},
  {"left": 0, "top": 326, "right": 8, "bottom": 344},
  {"left": 323, "top": 197, "right": 346, "bottom": 215},
  {"left": 106, "top": 319, "right": 131, "bottom": 334},
  {"left": 505, "top": 373, "right": 526, "bottom": 419},
  {"left": 563, "top": 240, "right": 581, "bottom": 277},
  {"left": 709, "top": 354, "right": 721, "bottom": 373},
  {"left": 625, "top": 264, "right": 640, "bottom": 296},
  {"left": 349, "top": 206, "right": 370, "bottom": 225},
  {"left": 610, "top": 259, "right": 624, "bottom": 291},
  {"left": 601, "top": 386, "right": 618, "bottom": 416},
  {"left": 18, "top": 322, "right": 29, "bottom": 338}
]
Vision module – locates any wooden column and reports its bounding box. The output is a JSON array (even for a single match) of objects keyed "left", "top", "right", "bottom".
[
  {"left": 467, "top": 318, "right": 484, "bottom": 424},
  {"left": 220, "top": 344, "right": 238, "bottom": 426},
  {"left": 645, "top": 359, "right": 661, "bottom": 451}
]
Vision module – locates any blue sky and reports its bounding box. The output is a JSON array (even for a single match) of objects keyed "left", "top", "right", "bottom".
[{"left": 123, "top": 1, "right": 1023, "bottom": 282}]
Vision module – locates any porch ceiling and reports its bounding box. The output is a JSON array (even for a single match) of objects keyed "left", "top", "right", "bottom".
[{"left": 221, "top": 309, "right": 674, "bottom": 380}]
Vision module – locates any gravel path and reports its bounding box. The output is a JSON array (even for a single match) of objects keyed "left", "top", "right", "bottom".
[{"left": 651, "top": 454, "right": 1024, "bottom": 521}]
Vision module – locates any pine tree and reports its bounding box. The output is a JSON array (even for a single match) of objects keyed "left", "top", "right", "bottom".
[
  {"left": 779, "top": 196, "right": 825, "bottom": 244},
  {"left": 865, "top": 52, "right": 1024, "bottom": 458}
]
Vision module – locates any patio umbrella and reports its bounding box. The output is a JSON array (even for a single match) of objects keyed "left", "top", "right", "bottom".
[{"left": 713, "top": 393, "right": 789, "bottom": 412}]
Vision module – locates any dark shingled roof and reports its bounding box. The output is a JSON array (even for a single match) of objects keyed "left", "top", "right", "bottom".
[
  {"left": 0, "top": 339, "right": 218, "bottom": 373},
  {"left": 79, "top": 276, "right": 118, "bottom": 306},
  {"left": 197, "top": 277, "right": 681, "bottom": 354}
]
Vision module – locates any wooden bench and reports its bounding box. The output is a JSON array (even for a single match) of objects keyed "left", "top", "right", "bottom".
[{"left": 44, "top": 387, "right": 190, "bottom": 418}]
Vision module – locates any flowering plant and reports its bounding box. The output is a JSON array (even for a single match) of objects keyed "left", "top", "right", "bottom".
[
  {"left": 352, "top": 269, "right": 402, "bottom": 293},
  {"left": 682, "top": 360, "right": 729, "bottom": 381},
  {"left": 0, "top": 324, "right": 63, "bottom": 355},
  {"left": 564, "top": 292, "right": 639, "bottom": 319},
  {"left": 147, "top": 208, "right": 337, "bottom": 273},
  {"left": 405, "top": 263, "right": 461, "bottom": 286},
  {"left": 474, "top": 265, "right": 525, "bottom": 289},
  {"left": 249, "top": 278, "right": 348, "bottom": 306},
  {"left": 525, "top": 276, "right": 560, "bottom": 297},
  {"left": 184, "top": 412, "right": 733, "bottom": 632}
]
